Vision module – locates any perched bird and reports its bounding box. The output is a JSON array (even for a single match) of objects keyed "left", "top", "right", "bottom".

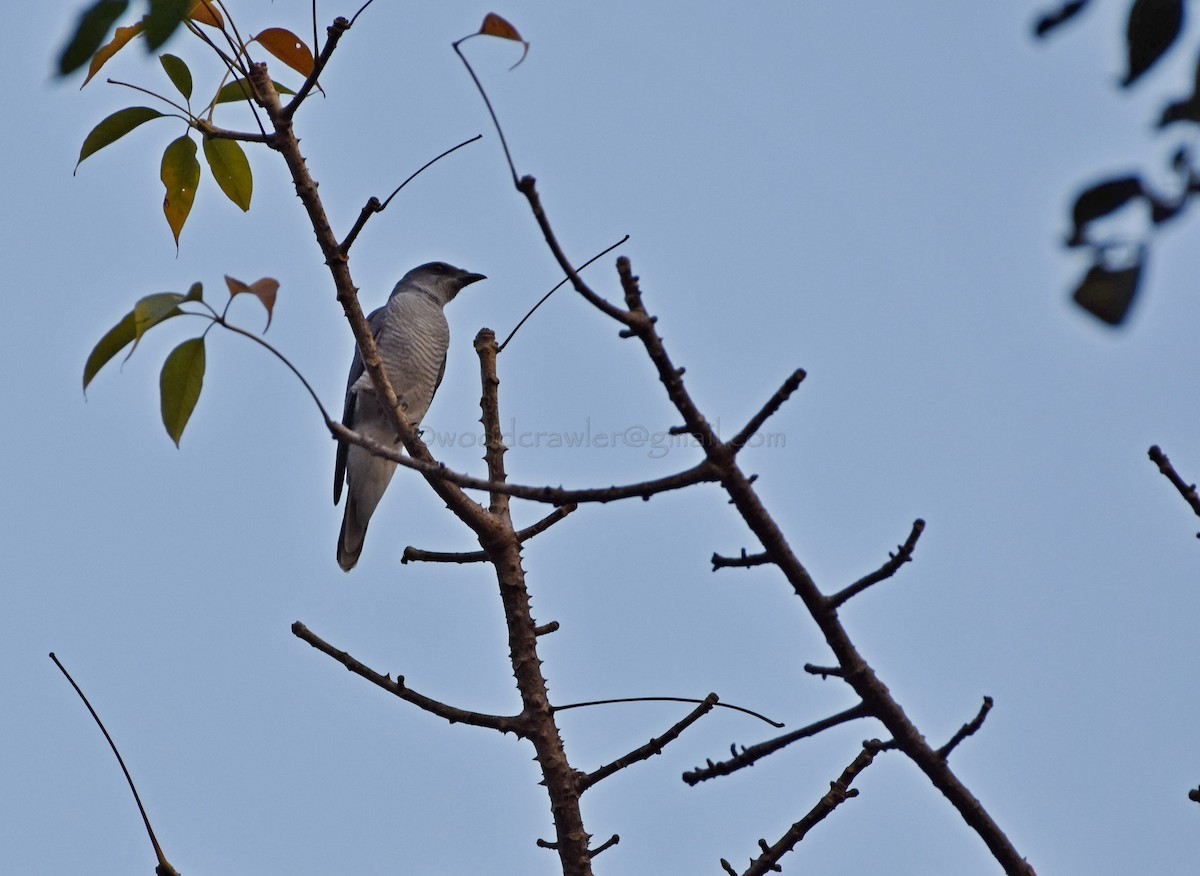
[{"left": 334, "top": 262, "right": 486, "bottom": 571}]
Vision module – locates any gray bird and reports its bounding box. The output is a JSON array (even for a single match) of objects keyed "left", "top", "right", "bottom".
[{"left": 334, "top": 262, "right": 486, "bottom": 571}]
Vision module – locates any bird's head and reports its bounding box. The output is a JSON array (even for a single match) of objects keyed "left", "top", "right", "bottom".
[{"left": 395, "top": 261, "right": 486, "bottom": 306}]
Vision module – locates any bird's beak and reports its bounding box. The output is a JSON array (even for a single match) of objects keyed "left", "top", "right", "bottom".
[{"left": 462, "top": 272, "right": 487, "bottom": 287}]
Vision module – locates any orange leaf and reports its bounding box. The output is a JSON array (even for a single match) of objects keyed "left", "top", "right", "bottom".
[
  {"left": 188, "top": 0, "right": 224, "bottom": 28},
  {"left": 480, "top": 12, "right": 522, "bottom": 41},
  {"left": 82, "top": 22, "right": 144, "bottom": 87},
  {"left": 478, "top": 13, "right": 529, "bottom": 68},
  {"left": 254, "top": 28, "right": 314, "bottom": 77},
  {"left": 225, "top": 275, "right": 279, "bottom": 330}
]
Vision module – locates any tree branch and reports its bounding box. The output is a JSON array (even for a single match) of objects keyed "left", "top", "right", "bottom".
[
  {"left": 937, "top": 697, "right": 994, "bottom": 760},
  {"left": 579, "top": 694, "right": 719, "bottom": 792},
  {"left": 402, "top": 504, "right": 577, "bottom": 565},
  {"left": 1148, "top": 445, "right": 1200, "bottom": 522},
  {"left": 291, "top": 622, "right": 519, "bottom": 731},
  {"left": 682, "top": 703, "right": 870, "bottom": 786},
  {"left": 828, "top": 519, "right": 926, "bottom": 608},
  {"left": 728, "top": 369, "right": 806, "bottom": 452},
  {"left": 727, "top": 745, "right": 878, "bottom": 876},
  {"left": 711, "top": 548, "right": 772, "bottom": 571}
]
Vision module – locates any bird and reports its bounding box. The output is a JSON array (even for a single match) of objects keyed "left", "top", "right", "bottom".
[{"left": 334, "top": 262, "right": 486, "bottom": 571}]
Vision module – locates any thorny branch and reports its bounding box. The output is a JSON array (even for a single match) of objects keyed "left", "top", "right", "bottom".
[{"left": 722, "top": 745, "right": 879, "bottom": 876}]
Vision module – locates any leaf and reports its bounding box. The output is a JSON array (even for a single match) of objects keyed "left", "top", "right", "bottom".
[
  {"left": 202, "top": 137, "right": 252, "bottom": 211},
  {"left": 188, "top": 0, "right": 223, "bottom": 28},
  {"left": 59, "top": 0, "right": 129, "bottom": 76},
  {"left": 1122, "top": 0, "right": 1184, "bottom": 88},
  {"left": 160, "top": 337, "right": 206, "bottom": 446},
  {"left": 82, "top": 22, "right": 144, "bottom": 87},
  {"left": 479, "top": 12, "right": 529, "bottom": 68},
  {"left": 83, "top": 308, "right": 137, "bottom": 392},
  {"left": 161, "top": 135, "right": 201, "bottom": 246},
  {"left": 159, "top": 53, "right": 192, "bottom": 100},
  {"left": 76, "top": 106, "right": 164, "bottom": 171},
  {"left": 1067, "top": 176, "right": 1143, "bottom": 246},
  {"left": 184, "top": 281, "right": 204, "bottom": 302},
  {"left": 134, "top": 292, "right": 185, "bottom": 342},
  {"left": 226, "top": 275, "right": 279, "bottom": 330},
  {"left": 145, "top": 0, "right": 194, "bottom": 50},
  {"left": 480, "top": 12, "right": 522, "bottom": 41},
  {"left": 212, "top": 77, "right": 296, "bottom": 104},
  {"left": 1072, "top": 250, "right": 1145, "bottom": 326},
  {"left": 254, "top": 28, "right": 314, "bottom": 77},
  {"left": 1033, "top": 0, "right": 1091, "bottom": 38}
]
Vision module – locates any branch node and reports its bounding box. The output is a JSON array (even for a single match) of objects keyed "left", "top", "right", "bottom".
[{"left": 803, "top": 663, "right": 844, "bottom": 679}]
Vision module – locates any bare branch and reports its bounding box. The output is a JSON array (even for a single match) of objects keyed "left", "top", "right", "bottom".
[
  {"left": 803, "top": 664, "right": 846, "bottom": 679},
  {"left": 339, "top": 134, "right": 483, "bottom": 255},
  {"left": 291, "top": 622, "right": 520, "bottom": 732},
  {"left": 329, "top": 420, "right": 721, "bottom": 505},
  {"left": 1148, "top": 445, "right": 1200, "bottom": 523},
  {"left": 682, "top": 703, "right": 870, "bottom": 786},
  {"left": 554, "top": 695, "right": 781, "bottom": 728},
  {"left": 402, "top": 504, "right": 578, "bottom": 565},
  {"left": 579, "top": 694, "right": 719, "bottom": 792},
  {"left": 712, "top": 548, "right": 772, "bottom": 571},
  {"left": 498, "top": 235, "right": 631, "bottom": 353},
  {"left": 828, "top": 519, "right": 926, "bottom": 608},
  {"left": 937, "top": 697, "right": 994, "bottom": 760},
  {"left": 282, "top": 17, "right": 351, "bottom": 119},
  {"left": 49, "top": 654, "right": 179, "bottom": 876},
  {"left": 728, "top": 369, "right": 806, "bottom": 452},
  {"left": 734, "top": 745, "right": 878, "bottom": 876},
  {"left": 590, "top": 835, "right": 620, "bottom": 857}
]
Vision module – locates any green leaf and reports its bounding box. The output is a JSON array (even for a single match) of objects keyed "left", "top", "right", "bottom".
[
  {"left": 134, "top": 292, "right": 185, "bottom": 341},
  {"left": 213, "top": 77, "right": 295, "bottom": 104},
  {"left": 202, "top": 136, "right": 252, "bottom": 211},
  {"left": 160, "top": 337, "right": 206, "bottom": 446},
  {"left": 183, "top": 281, "right": 203, "bottom": 302},
  {"left": 159, "top": 53, "right": 192, "bottom": 100},
  {"left": 76, "top": 106, "right": 164, "bottom": 171},
  {"left": 83, "top": 308, "right": 137, "bottom": 393},
  {"left": 161, "top": 135, "right": 201, "bottom": 246},
  {"left": 58, "top": 0, "right": 129, "bottom": 76},
  {"left": 145, "top": 0, "right": 193, "bottom": 50}
]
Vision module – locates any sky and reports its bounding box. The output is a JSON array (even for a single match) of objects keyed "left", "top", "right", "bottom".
[{"left": 4, "top": 2, "right": 1200, "bottom": 874}]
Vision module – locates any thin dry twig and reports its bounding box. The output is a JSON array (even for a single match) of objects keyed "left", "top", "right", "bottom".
[
  {"left": 683, "top": 703, "right": 870, "bottom": 786},
  {"left": 937, "top": 697, "right": 994, "bottom": 760},
  {"left": 579, "top": 694, "right": 720, "bottom": 792},
  {"left": 1148, "top": 445, "right": 1200, "bottom": 523},
  {"left": 292, "top": 622, "right": 520, "bottom": 731},
  {"left": 711, "top": 548, "right": 771, "bottom": 571},
  {"left": 402, "top": 504, "right": 578, "bottom": 565},
  {"left": 727, "top": 745, "right": 878, "bottom": 876},
  {"left": 829, "top": 519, "right": 926, "bottom": 608}
]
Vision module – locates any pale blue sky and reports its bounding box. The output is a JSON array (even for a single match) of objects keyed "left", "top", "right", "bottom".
[{"left": 4, "top": 3, "right": 1200, "bottom": 874}]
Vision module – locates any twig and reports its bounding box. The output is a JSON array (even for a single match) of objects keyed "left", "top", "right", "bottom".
[
  {"left": 828, "top": 519, "right": 926, "bottom": 608},
  {"left": 339, "top": 134, "right": 483, "bottom": 255},
  {"left": 498, "top": 235, "right": 631, "bottom": 352},
  {"left": 329, "top": 420, "right": 722, "bottom": 505},
  {"left": 402, "top": 504, "right": 577, "bottom": 564},
  {"left": 732, "top": 745, "right": 878, "bottom": 876},
  {"left": 1148, "top": 445, "right": 1200, "bottom": 523},
  {"left": 554, "top": 694, "right": 781, "bottom": 727},
  {"left": 711, "top": 548, "right": 771, "bottom": 571},
  {"left": 590, "top": 835, "right": 620, "bottom": 856},
  {"left": 803, "top": 664, "right": 845, "bottom": 679},
  {"left": 291, "top": 623, "right": 520, "bottom": 732},
  {"left": 682, "top": 702, "right": 870, "bottom": 786},
  {"left": 49, "top": 654, "right": 180, "bottom": 876},
  {"left": 579, "top": 695, "right": 719, "bottom": 792},
  {"left": 728, "top": 369, "right": 806, "bottom": 452},
  {"left": 282, "top": 17, "right": 351, "bottom": 119},
  {"left": 937, "top": 697, "right": 994, "bottom": 760}
]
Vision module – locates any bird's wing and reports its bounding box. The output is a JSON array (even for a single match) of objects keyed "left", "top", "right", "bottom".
[{"left": 334, "top": 305, "right": 387, "bottom": 504}]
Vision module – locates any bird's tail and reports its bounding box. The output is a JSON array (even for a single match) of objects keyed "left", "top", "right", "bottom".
[{"left": 338, "top": 498, "right": 368, "bottom": 572}]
